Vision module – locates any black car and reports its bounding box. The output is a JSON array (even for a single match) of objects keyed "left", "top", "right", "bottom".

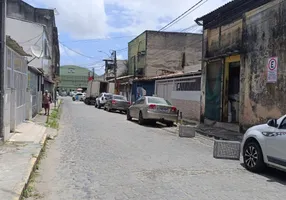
[{"left": 104, "top": 95, "right": 130, "bottom": 113}]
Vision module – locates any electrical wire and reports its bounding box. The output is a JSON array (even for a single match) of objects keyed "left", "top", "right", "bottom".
[
  {"left": 59, "top": 41, "right": 97, "bottom": 59},
  {"left": 60, "top": 35, "right": 137, "bottom": 43},
  {"left": 18, "top": 32, "right": 43, "bottom": 44},
  {"left": 114, "top": 0, "right": 207, "bottom": 53},
  {"left": 158, "top": 0, "right": 207, "bottom": 31}
]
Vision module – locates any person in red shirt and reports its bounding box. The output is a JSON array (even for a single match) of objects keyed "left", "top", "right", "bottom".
[{"left": 42, "top": 90, "right": 52, "bottom": 116}]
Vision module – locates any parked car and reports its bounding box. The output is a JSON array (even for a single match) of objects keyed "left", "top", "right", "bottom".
[
  {"left": 104, "top": 95, "right": 130, "bottom": 113},
  {"left": 126, "top": 96, "right": 177, "bottom": 127},
  {"left": 72, "top": 92, "right": 84, "bottom": 101},
  {"left": 241, "top": 115, "right": 286, "bottom": 173},
  {"left": 95, "top": 93, "right": 112, "bottom": 108}
]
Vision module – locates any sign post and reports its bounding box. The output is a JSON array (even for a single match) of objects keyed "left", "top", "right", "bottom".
[{"left": 267, "top": 57, "right": 278, "bottom": 83}]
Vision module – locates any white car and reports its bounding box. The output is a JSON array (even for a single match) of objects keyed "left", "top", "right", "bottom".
[
  {"left": 95, "top": 93, "right": 112, "bottom": 109},
  {"left": 241, "top": 115, "right": 286, "bottom": 173}
]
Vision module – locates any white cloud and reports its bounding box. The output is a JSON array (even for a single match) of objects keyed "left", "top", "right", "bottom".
[
  {"left": 117, "top": 54, "right": 124, "bottom": 60},
  {"left": 105, "top": 0, "right": 230, "bottom": 35},
  {"left": 30, "top": 0, "right": 107, "bottom": 39},
  {"left": 27, "top": 0, "right": 230, "bottom": 39}
]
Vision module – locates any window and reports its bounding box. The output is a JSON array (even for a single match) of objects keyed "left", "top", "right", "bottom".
[
  {"left": 68, "top": 68, "right": 75, "bottom": 73},
  {"left": 135, "top": 97, "right": 145, "bottom": 104},
  {"left": 280, "top": 118, "right": 286, "bottom": 129},
  {"left": 147, "top": 97, "right": 171, "bottom": 105},
  {"left": 6, "top": 48, "right": 12, "bottom": 69},
  {"left": 113, "top": 95, "right": 126, "bottom": 100}
]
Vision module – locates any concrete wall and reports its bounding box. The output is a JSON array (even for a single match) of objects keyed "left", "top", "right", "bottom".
[
  {"left": 171, "top": 91, "right": 200, "bottom": 120},
  {"left": 7, "top": 0, "right": 60, "bottom": 96},
  {"left": 205, "top": 19, "right": 242, "bottom": 58},
  {"left": 3, "top": 89, "right": 12, "bottom": 141},
  {"left": 128, "top": 32, "right": 147, "bottom": 75},
  {"left": 6, "top": 17, "right": 51, "bottom": 73},
  {"left": 240, "top": 0, "right": 286, "bottom": 128},
  {"left": 146, "top": 32, "right": 202, "bottom": 77}
]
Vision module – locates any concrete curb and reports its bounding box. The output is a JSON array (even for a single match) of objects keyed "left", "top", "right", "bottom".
[{"left": 14, "top": 130, "right": 48, "bottom": 200}]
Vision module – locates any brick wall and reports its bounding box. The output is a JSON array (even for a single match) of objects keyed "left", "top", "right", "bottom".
[{"left": 172, "top": 99, "right": 200, "bottom": 121}]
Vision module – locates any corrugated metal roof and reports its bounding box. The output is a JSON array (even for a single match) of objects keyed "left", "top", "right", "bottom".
[{"left": 195, "top": 0, "right": 271, "bottom": 25}]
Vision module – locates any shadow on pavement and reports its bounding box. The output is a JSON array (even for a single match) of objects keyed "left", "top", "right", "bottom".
[{"left": 240, "top": 163, "right": 286, "bottom": 186}]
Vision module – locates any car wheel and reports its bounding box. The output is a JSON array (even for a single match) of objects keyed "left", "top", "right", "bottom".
[
  {"left": 107, "top": 107, "right": 112, "bottom": 112},
  {"left": 104, "top": 106, "right": 107, "bottom": 111},
  {"left": 127, "top": 110, "right": 132, "bottom": 121},
  {"left": 243, "top": 141, "right": 266, "bottom": 173},
  {"left": 166, "top": 121, "right": 174, "bottom": 127},
  {"left": 138, "top": 111, "right": 145, "bottom": 125},
  {"left": 98, "top": 104, "right": 101, "bottom": 109}
]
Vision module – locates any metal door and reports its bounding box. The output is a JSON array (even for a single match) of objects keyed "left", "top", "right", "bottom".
[{"left": 205, "top": 60, "right": 223, "bottom": 121}]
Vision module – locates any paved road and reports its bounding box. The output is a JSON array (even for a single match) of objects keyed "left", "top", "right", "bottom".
[{"left": 32, "top": 97, "right": 286, "bottom": 200}]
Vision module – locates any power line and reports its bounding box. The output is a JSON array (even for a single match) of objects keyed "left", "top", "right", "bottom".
[
  {"left": 114, "top": 0, "right": 207, "bottom": 53},
  {"left": 60, "top": 35, "right": 137, "bottom": 43},
  {"left": 59, "top": 41, "right": 97, "bottom": 59},
  {"left": 158, "top": 0, "right": 207, "bottom": 31},
  {"left": 18, "top": 32, "right": 43, "bottom": 44}
]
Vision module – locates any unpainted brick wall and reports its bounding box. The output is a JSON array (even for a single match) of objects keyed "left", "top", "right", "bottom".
[
  {"left": 172, "top": 99, "right": 200, "bottom": 121},
  {"left": 145, "top": 32, "right": 202, "bottom": 77}
]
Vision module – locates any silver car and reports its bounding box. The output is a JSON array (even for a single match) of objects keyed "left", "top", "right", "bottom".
[
  {"left": 127, "top": 96, "right": 177, "bottom": 127},
  {"left": 104, "top": 95, "right": 130, "bottom": 113}
]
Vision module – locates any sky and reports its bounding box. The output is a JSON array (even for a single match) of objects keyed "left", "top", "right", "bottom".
[{"left": 25, "top": 0, "right": 230, "bottom": 75}]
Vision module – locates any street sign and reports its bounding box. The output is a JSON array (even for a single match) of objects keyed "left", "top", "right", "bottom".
[{"left": 267, "top": 57, "right": 278, "bottom": 83}]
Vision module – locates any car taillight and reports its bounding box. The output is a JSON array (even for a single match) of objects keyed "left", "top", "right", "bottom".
[
  {"left": 128, "top": 102, "right": 131, "bottom": 105},
  {"left": 171, "top": 106, "right": 177, "bottom": 112},
  {"left": 112, "top": 100, "right": 116, "bottom": 104},
  {"left": 149, "top": 104, "right": 156, "bottom": 109}
]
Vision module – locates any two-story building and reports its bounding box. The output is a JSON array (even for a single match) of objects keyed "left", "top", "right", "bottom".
[
  {"left": 196, "top": 0, "right": 286, "bottom": 132},
  {"left": 128, "top": 30, "right": 202, "bottom": 77},
  {"left": 6, "top": 0, "right": 60, "bottom": 99},
  {"left": 128, "top": 30, "right": 202, "bottom": 101}
]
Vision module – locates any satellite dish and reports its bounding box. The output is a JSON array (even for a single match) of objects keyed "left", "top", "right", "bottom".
[{"left": 30, "top": 45, "right": 43, "bottom": 58}]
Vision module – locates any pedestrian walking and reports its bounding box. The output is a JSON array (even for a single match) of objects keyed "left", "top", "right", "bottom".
[{"left": 42, "top": 90, "right": 52, "bottom": 116}]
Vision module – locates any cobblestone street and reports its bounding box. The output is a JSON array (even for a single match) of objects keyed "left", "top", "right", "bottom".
[{"left": 31, "top": 98, "right": 286, "bottom": 200}]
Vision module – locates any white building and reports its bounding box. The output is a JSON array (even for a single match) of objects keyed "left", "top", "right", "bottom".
[
  {"left": 6, "top": 17, "right": 52, "bottom": 77},
  {"left": 3, "top": 36, "right": 30, "bottom": 140}
]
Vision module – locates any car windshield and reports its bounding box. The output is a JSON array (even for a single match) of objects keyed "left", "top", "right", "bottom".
[
  {"left": 277, "top": 115, "right": 286, "bottom": 125},
  {"left": 104, "top": 94, "right": 112, "bottom": 99},
  {"left": 113, "top": 95, "right": 126, "bottom": 100},
  {"left": 147, "top": 97, "right": 171, "bottom": 105}
]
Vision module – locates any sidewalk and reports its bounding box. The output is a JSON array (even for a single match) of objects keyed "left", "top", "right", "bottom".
[{"left": 0, "top": 100, "right": 61, "bottom": 200}]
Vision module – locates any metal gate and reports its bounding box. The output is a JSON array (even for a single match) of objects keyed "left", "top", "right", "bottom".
[
  {"left": 155, "top": 80, "right": 174, "bottom": 103},
  {"left": 13, "top": 53, "right": 27, "bottom": 127}
]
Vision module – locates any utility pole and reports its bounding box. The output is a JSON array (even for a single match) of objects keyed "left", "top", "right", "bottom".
[
  {"left": 92, "top": 67, "right": 95, "bottom": 79},
  {"left": 0, "top": 0, "right": 6, "bottom": 139},
  {"left": 113, "top": 50, "right": 118, "bottom": 94}
]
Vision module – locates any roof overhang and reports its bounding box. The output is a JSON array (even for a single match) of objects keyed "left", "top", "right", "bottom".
[{"left": 6, "top": 35, "right": 32, "bottom": 57}]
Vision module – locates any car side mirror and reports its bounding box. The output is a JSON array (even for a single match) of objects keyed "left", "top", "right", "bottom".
[{"left": 267, "top": 119, "right": 278, "bottom": 127}]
